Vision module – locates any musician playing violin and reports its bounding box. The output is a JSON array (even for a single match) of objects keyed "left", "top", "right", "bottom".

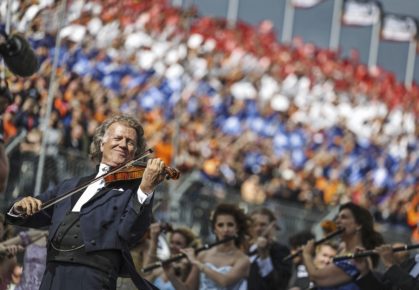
[
  {"left": 5, "top": 114, "right": 166, "bottom": 290},
  {"left": 247, "top": 208, "right": 292, "bottom": 290}
]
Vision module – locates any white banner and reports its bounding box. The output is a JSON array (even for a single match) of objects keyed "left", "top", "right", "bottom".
[
  {"left": 291, "top": 0, "right": 323, "bottom": 8},
  {"left": 342, "top": 0, "right": 381, "bottom": 26},
  {"left": 381, "top": 14, "right": 418, "bottom": 42}
]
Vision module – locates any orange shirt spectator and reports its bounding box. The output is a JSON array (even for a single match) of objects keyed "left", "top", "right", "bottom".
[
  {"left": 315, "top": 175, "right": 344, "bottom": 205},
  {"left": 407, "top": 194, "right": 419, "bottom": 243},
  {"left": 3, "top": 112, "right": 17, "bottom": 140},
  {"left": 154, "top": 139, "right": 173, "bottom": 166}
]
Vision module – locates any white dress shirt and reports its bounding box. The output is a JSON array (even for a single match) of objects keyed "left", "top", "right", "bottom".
[
  {"left": 249, "top": 243, "right": 274, "bottom": 277},
  {"left": 72, "top": 163, "right": 153, "bottom": 212},
  {"left": 410, "top": 254, "right": 419, "bottom": 278}
]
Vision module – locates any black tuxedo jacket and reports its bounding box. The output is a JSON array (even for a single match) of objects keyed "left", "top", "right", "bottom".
[{"left": 356, "top": 255, "right": 419, "bottom": 290}]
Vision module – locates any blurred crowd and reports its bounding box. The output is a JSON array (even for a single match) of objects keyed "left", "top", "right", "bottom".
[{"left": 0, "top": 0, "right": 417, "bottom": 237}]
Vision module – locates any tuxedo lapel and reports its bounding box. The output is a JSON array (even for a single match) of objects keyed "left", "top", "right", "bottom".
[
  {"left": 71, "top": 174, "right": 96, "bottom": 208},
  {"left": 83, "top": 186, "right": 115, "bottom": 207}
]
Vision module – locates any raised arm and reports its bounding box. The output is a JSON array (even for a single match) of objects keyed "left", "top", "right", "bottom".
[{"left": 302, "top": 240, "right": 353, "bottom": 287}]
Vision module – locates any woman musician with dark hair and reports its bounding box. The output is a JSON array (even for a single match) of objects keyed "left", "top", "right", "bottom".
[{"left": 301, "top": 202, "right": 384, "bottom": 290}]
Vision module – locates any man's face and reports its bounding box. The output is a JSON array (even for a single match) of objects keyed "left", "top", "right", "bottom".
[
  {"left": 314, "top": 245, "right": 337, "bottom": 269},
  {"left": 100, "top": 122, "right": 137, "bottom": 167},
  {"left": 251, "top": 213, "right": 271, "bottom": 238}
]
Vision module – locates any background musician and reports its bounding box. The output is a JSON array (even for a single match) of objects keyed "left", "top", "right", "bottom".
[
  {"left": 355, "top": 243, "right": 419, "bottom": 290},
  {"left": 144, "top": 223, "right": 199, "bottom": 289},
  {"left": 313, "top": 242, "right": 338, "bottom": 270},
  {"left": 247, "top": 207, "right": 292, "bottom": 290},
  {"left": 13, "top": 229, "right": 48, "bottom": 290},
  {"left": 288, "top": 241, "right": 338, "bottom": 290},
  {"left": 301, "top": 202, "right": 384, "bottom": 290},
  {"left": 288, "top": 230, "right": 315, "bottom": 290},
  {"left": 164, "top": 203, "right": 250, "bottom": 290}
]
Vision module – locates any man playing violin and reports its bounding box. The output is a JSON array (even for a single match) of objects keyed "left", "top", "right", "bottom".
[
  {"left": 5, "top": 114, "right": 165, "bottom": 290},
  {"left": 247, "top": 208, "right": 292, "bottom": 290}
]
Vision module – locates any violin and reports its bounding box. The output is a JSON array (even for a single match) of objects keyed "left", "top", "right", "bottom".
[{"left": 104, "top": 161, "right": 180, "bottom": 185}]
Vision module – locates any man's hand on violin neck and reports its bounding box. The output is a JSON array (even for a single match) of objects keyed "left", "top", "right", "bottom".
[
  {"left": 13, "top": 197, "right": 42, "bottom": 216},
  {"left": 139, "top": 158, "right": 166, "bottom": 194},
  {"left": 256, "top": 237, "right": 271, "bottom": 258}
]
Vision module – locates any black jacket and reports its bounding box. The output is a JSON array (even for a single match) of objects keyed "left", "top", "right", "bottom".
[{"left": 356, "top": 256, "right": 419, "bottom": 290}]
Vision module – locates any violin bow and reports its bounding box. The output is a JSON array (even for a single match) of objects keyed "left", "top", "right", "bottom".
[{"left": 39, "top": 149, "right": 154, "bottom": 211}]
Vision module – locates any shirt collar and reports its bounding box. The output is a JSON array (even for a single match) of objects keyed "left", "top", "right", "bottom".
[{"left": 96, "top": 163, "right": 111, "bottom": 177}]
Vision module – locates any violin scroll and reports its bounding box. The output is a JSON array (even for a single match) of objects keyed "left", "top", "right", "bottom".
[{"left": 165, "top": 167, "right": 180, "bottom": 180}]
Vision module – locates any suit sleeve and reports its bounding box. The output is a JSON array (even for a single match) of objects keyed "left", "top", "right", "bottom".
[
  {"left": 355, "top": 271, "right": 391, "bottom": 290},
  {"left": 383, "top": 265, "right": 419, "bottom": 290},
  {"left": 270, "top": 243, "right": 293, "bottom": 289},
  {"left": 117, "top": 191, "right": 153, "bottom": 247}
]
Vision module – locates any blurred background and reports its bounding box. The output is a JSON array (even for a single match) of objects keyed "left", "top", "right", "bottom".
[
  {"left": 0, "top": 0, "right": 417, "bottom": 247},
  {"left": 193, "top": 0, "right": 419, "bottom": 83}
]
